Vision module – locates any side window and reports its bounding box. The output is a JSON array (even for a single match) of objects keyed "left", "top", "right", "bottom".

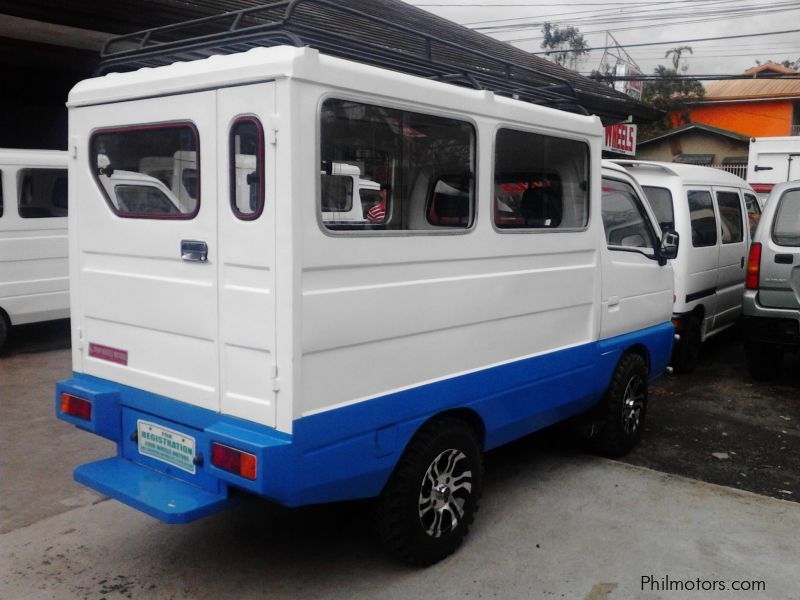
[
  {"left": 716, "top": 191, "right": 744, "bottom": 244},
  {"left": 687, "top": 189, "right": 717, "bottom": 247},
  {"left": 744, "top": 193, "right": 761, "bottom": 236},
  {"left": 601, "top": 177, "right": 656, "bottom": 249},
  {"left": 90, "top": 123, "right": 199, "bottom": 219},
  {"left": 773, "top": 189, "right": 800, "bottom": 247},
  {"left": 494, "top": 128, "right": 589, "bottom": 230},
  {"left": 230, "top": 118, "right": 264, "bottom": 219},
  {"left": 320, "top": 98, "right": 475, "bottom": 232},
  {"left": 17, "top": 168, "right": 68, "bottom": 218},
  {"left": 641, "top": 186, "right": 675, "bottom": 232}
]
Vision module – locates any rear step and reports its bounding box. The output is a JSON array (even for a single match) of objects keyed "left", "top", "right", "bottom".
[{"left": 75, "top": 457, "right": 233, "bottom": 524}]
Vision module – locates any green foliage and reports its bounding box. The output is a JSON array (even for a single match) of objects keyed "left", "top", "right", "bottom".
[
  {"left": 755, "top": 58, "right": 800, "bottom": 70},
  {"left": 541, "top": 22, "right": 589, "bottom": 72}
]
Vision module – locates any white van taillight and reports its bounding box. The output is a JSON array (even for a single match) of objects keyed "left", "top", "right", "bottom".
[
  {"left": 60, "top": 393, "right": 92, "bottom": 420},
  {"left": 211, "top": 443, "right": 257, "bottom": 480},
  {"left": 746, "top": 243, "right": 762, "bottom": 290}
]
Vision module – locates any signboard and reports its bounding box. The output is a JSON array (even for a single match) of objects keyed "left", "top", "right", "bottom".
[
  {"left": 613, "top": 63, "right": 643, "bottom": 100},
  {"left": 604, "top": 123, "right": 637, "bottom": 156}
]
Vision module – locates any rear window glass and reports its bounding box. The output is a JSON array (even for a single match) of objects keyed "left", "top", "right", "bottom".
[
  {"left": 744, "top": 193, "right": 761, "bottom": 236},
  {"left": 230, "top": 118, "right": 264, "bottom": 220},
  {"left": 642, "top": 186, "right": 674, "bottom": 231},
  {"left": 320, "top": 98, "right": 475, "bottom": 232},
  {"left": 494, "top": 129, "right": 589, "bottom": 230},
  {"left": 17, "top": 168, "right": 68, "bottom": 218},
  {"left": 716, "top": 191, "right": 744, "bottom": 244},
  {"left": 687, "top": 189, "right": 717, "bottom": 247},
  {"left": 773, "top": 189, "right": 800, "bottom": 247},
  {"left": 90, "top": 123, "right": 199, "bottom": 218}
]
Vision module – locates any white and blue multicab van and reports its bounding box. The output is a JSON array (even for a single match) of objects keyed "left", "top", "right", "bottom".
[{"left": 57, "top": 46, "right": 677, "bottom": 565}]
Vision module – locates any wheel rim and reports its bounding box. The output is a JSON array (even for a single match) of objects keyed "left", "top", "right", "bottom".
[
  {"left": 622, "top": 375, "right": 645, "bottom": 436},
  {"left": 418, "top": 448, "right": 472, "bottom": 538}
]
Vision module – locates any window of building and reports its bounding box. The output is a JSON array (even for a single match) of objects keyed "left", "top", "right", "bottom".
[
  {"left": 601, "top": 177, "right": 656, "bottom": 249},
  {"left": 493, "top": 128, "right": 589, "bottom": 230},
  {"left": 674, "top": 154, "right": 714, "bottom": 166},
  {"left": 716, "top": 191, "right": 744, "bottom": 244},
  {"left": 641, "top": 186, "right": 675, "bottom": 231},
  {"left": 230, "top": 118, "right": 264, "bottom": 220},
  {"left": 90, "top": 123, "right": 199, "bottom": 219},
  {"left": 17, "top": 168, "right": 68, "bottom": 218},
  {"left": 687, "top": 189, "right": 717, "bottom": 247},
  {"left": 320, "top": 98, "right": 475, "bottom": 232}
]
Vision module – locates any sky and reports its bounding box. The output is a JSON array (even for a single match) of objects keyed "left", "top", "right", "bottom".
[{"left": 402, "top": 0, "right": 800, "bottom": 77}]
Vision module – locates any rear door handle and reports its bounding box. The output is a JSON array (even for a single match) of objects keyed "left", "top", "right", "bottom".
[{"left": 181, "top": 240, "right": 208, "bottom": 262}]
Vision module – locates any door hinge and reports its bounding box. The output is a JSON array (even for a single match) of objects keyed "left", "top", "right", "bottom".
[
  {"left": 269, "top": 128, "right": 278, "bottom": 146},
  {"left": 77, "top": 327, "right": 83, "bottom": 350},
  {"left": 270, "top": 364, "right": 280, "bottom": 392}
]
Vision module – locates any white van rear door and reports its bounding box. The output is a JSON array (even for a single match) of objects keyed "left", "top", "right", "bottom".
[
  {"left": 74, "top": 91, "right": 220, "bottom": 412},
  {"left": 217, "top": 84, "right": 277, "bottom": 427}
]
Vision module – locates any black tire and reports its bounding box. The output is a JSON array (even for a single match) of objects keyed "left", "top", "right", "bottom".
[
  {"left": 592, "top": 353, "right": 648, "bottom": 458},
  {"left": 745, "top": 341, "right": 783, "bottom": 381},
  {"left": 0, "top": 312, "right": 8, "bottom": 353},
  {"left": 672, "top": 314, "right": 701, "bottom": 374},
  {"left": 376, "top": 417, "right": 483, "bottom": 566}
]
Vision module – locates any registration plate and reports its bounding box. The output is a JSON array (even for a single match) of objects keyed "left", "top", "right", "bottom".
[{"left": 137, "top": 420, "right": 196, "bottom": 474}]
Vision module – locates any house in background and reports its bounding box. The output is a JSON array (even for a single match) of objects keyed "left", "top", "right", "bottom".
[
  {"left": 686, "top": 62, "right": 800, "bottom": 138},
  {"left": 635, "top": 122, "right": 750, "bottom": 178}
]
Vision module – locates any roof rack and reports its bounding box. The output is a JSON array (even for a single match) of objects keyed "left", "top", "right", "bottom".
[{"left": 98, "top": 0, "right": 590, "bottom": 114}]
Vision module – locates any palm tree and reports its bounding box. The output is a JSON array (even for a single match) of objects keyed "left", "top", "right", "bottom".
[{"left": 665, "top": 46, "right": 693, "bottom": 70}]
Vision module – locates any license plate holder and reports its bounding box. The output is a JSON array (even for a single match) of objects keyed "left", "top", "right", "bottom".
[{"left": 137, "top": 420, "right": 196, "bottom": 475}]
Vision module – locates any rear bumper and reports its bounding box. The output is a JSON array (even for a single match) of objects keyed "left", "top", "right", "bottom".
[{"left": 743, "top": 291, "right": 800, "bottom": 346}]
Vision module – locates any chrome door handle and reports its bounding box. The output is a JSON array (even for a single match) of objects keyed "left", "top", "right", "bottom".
[{"left": 181, "top": 240, "right": 208, "bottom": 262}]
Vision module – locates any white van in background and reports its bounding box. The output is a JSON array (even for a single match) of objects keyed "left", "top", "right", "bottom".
[
  {"left": 0, "top": 149, "right": 69, "bottom": 350},
  {"left": 613, "top": 161, "right": 757, "bottom": 372},
  {"left": 747, "top": 136, "right": 800, "bottom": 203},
  {"left": 320, "top": 162, "right": 382, "bottom": 223},
  {"left": 57, "top": 45, "right": 678, "bottom": 566}
]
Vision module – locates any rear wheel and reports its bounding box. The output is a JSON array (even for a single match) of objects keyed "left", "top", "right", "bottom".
[
  {"left": 745, "top": 341, "right": 783, "bottom": 381},
  {"left": 376, "top": 417, "right": 483, "bottom": 566},
  {"left": 592, "top": 353, "right": 648, "bottom": 458},
  {"left": 672, "top": 314, "right": 701, "bottom": 374}
]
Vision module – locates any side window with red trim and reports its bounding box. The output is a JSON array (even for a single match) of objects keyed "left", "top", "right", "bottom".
[
  {"left": 90, "top": 123, "right": 199, "bottom": 218},
  {"left": 230, "top": 118, "right": 264, "bottom": 220}
]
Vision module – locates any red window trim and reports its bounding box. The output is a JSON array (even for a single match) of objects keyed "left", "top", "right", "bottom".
[
  {"left": 90, "top": 121, "right": 201, "bottom": 220},
  {"left": 229, "top": 116, "right": 265, "bottom": 221}
]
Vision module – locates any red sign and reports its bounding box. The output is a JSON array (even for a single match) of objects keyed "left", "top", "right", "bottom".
[
  {"left": 89, "top": 343, "right": 128, "bottom": 366},
  {"left": 604, "top": 123, "right": 637, "bottom": 156}
]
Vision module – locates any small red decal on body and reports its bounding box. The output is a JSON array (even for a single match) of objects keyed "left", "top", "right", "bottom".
[{"left": 89, "top": 343, "right": 128, "bottom": 366}]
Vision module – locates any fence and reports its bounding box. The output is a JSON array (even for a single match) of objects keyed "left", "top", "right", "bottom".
[{"left": 709, "top": 163, "right": 747, "bottom": 180}]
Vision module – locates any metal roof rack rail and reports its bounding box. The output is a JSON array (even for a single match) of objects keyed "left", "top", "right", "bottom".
[{"left": 98, "top": 0, "right": 590, "bottom": 114}]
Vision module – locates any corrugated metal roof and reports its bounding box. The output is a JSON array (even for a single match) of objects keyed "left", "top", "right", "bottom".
[{"left": 702, "top": 77, "right": 800, "bottom": 101}]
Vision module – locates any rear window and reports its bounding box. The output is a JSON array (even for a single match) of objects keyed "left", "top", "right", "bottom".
[
  {"left": 773, "top": 189, "right": 800, "bottom": 247},
  {"left": 90, "top": 123, "right": 199, "bottom": 219},
  {"left": 230, "top": 118, "right": 264, "bottom": 220},
  {"left": 642, "top": 186, "right": 675, "bottom": 231},
  {"left": 687, "top": 189, "right": 717, "bottom": 247},
  {"left": 744, "top": 193, "right": 761, "bottom": 236},
  {"left": 17, "top": 168, "right": 68, "bottom": 218}
]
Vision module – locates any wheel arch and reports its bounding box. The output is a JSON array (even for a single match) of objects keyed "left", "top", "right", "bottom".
[{"left": 624, "top": 343, "right": 651, "bottom": 374}]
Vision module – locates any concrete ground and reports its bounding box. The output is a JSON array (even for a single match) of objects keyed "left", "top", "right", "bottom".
[{"left": 1, "top": 321, "right": 799, "bottom": 599}]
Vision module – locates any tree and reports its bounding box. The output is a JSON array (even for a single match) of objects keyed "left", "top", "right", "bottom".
[
  {"left": 541, "top": 22, "right": 589, "bottom": 72},
  {"left": 755, "top": 58, "right": 800, "bottom": 70},
  {"left": 665, "top": 46, "right": 693, "bottom": 70}
]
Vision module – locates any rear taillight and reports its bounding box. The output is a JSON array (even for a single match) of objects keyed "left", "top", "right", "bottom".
[
  {"left": 211, "top": 442, "right": 257, "bottom": 480},
  {"left": 60, "top": 393, "right": 92, "bottom": 420},
  {"left": 746, "top": 243, "right": 762, "bottom": 290}
]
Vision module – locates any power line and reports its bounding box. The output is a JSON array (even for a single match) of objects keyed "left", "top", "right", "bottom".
[{"left": 525, "top": 28, "right": 800, "bottom": 55}]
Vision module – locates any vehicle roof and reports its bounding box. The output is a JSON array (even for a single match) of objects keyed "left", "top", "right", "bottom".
[
  {"left": 611, "top": 159, "right": 752, "bottom": 188},
  {"left": 601, "top": 160, "right": 632, "bottom": 177},
  {"left": 767, "top": 179, "right": 800, "bottom": 198},
  {"left": 67, "top": 45, "right": 602, "bottom": 137},
  {"left": 0, "top": 148, "right": 68, "bottom": 167}
]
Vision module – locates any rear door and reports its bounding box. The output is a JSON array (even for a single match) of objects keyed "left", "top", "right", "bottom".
[
  {"left": 217, "top": 84, "right": 277, "bottom": 427},
  {"left": 74, "top": 91, "right": 220, "bottom": 411},
  {"left": 760, "top": 187, "right": 800, "bottom": 310},
  {"left": 684, "top": 186, "right": 719, "bottom": 327},
  {"left": 713, "top": 186, "right": 748, "bottom": 327}
]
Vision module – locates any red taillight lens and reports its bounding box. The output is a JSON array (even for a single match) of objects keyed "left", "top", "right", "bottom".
[
  {"left": 60, "top": 393, "right": 92, "bottom": 420},
  {"left": 746, "top": 243, "right": 762, "bottom": 290},
  {"left": 211, "top": 443, "right": 257, "bottom": 480}
]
